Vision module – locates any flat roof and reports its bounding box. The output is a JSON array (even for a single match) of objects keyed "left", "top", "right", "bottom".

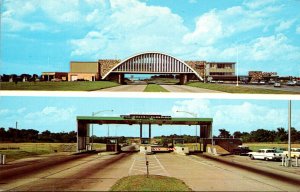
[{"left": 77, "top": 116, "right": 213, "bottom": 125}]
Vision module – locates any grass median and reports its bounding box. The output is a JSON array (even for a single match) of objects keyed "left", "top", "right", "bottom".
[
  {"left": 187, "top": 82, "right": 298, "bottom": 94},
  {"left": 110, "top": 175, "right": 191, "bottom": 191},
  {"left": 0, "top": 81, "right": 119, "bottom": 91},
  {"left": 144, "top": 84, "right": 169, "bottom": 92}
]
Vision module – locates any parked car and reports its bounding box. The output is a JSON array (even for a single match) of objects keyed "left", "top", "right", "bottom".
[
  {"left": 287, "top": 81, "right": 296, "bottom": 86},
  {"left": 268, "top": 80, "right": 275, "bottom": 84},
  {"left": 248, "top": 149, "right": 283, "bottom": 161},
  {"left": 232, "top": 145, "right": 252, "bottom": 155},
  {"left": 259, "top": 81, "right": 266, "bottom": 85},
  {"left": 250, "top": 81, "right": 259, "bottom": 85},
  {"left": 274, "top": 82, "right": 281, "bottom": 87},
  {"left": 296, "top": 81, "right": 300, "bottom": 86},
  {"left": 283, "top": 148, "right": 300, "bottom": 158}
]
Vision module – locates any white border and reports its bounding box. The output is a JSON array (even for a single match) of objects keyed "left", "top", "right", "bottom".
[{"left": 1, "top": 91, "right": 300, "bottom": 100}]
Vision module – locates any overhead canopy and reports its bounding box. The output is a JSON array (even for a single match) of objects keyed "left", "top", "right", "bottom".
[{"left": 77, "top": 116, "right": 213, "bottom": 126}]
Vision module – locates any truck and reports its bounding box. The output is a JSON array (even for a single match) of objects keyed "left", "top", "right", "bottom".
[{"left": 248, "top": 149, "right": 283, "bottom": 161}]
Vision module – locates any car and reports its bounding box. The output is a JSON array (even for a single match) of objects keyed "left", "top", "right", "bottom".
[
  {"left": 268, "top": 80, "right": 275, "bottom": 84},
  {"left": 274, "top": 82, "right": 281, "bottom": 87},
  {"left": 287, "top": 81, "right": 296, "bottom": 86},
  {"left": 248, "top": 149, "right": 283, "bottom": 161},
  {"left": 232, "top": 145, "right": 252, "bottom": 156},
  {"left": 283, "top": 148, "right": 300, "bottom": 158},
  {"left": 250, "top": 81, "right": 259, "bottom": 85},
  {"left": 259, "top": 81, "right": 266, "bottom": 85},
  {"left": 296, "top": 81, "right": 300, "bottom": 86}
]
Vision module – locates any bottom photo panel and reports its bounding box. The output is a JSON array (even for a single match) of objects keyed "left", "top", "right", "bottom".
[{"left": 0, "top": 96, "right": 299, "bottom": 191}]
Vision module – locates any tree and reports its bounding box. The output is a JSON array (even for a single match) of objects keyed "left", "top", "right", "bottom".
[
  {"left": 218, "top": 129, "right": 231, "bottom": 138},
  {"left": 275, "top": 127, "right": 287, "bottom": 142}
]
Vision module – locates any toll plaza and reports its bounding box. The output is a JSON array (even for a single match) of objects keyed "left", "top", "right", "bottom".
[
  {"left": 106, "top": 138, "right": 120, "bottom": 152},
  {"left": 76, "top": 114, "right": 213, "bottom": 152}
]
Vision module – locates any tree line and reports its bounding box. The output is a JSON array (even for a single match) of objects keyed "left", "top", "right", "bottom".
[
  {"left": 0, "top": 128, "right": 77, "bottom": 143},
  {"left": 0, "top": 127, "right": 299, "bottom": 143},
  {"left": 219, "top": 127, "right": 300, "bottom": 143}
]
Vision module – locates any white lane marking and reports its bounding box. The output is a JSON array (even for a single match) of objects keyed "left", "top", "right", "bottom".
[
  {"left": 154, "top": 155, "right": 170, "bottom": 176},
  {"left": 128, "top": 158, "right": 136, "bottom": 175}
]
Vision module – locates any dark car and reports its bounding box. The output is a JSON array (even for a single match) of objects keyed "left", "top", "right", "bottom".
[{"left": 232, "top": 145, "right": 252, "bottom": 155}]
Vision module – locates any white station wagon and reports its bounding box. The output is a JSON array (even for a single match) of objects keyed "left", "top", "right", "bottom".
[{"left": 248, "top": 149, "right": 282, "bottom": 161}]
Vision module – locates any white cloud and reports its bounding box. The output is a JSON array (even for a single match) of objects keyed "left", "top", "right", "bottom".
[
  {"left": 70, "top": 31, "right": 107, "bottom": 57},
  {"left": 183, "top": 11, "right": 223, "bottom": 45},
  {"left": 17, "top": 108, "right": 27, "bottom": 114},
  {"left": 24, "top": 106, "right": 76, "bottom": 123},
  {"left": 183, "top": 4, "right": 281, "bottom": 46},
  {"left": 242, "top": 33, "right": 300, "bottom": 61},
  {"left": 70, "top": 0, "right": 188, "bottom": 58},
  {"left": 0, "top": 109, "right": 9, "bottom": 115},
  {"left": 171, "top": 99, "right": 299, "bottom": 134},
  {"left": 275, "top": 19, "right": 295, "bottom": 32},
  {"left": 243, "top": 0, "right": 276, "bottom": 9}
]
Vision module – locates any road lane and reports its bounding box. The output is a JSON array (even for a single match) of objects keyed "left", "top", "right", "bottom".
[
  {"left": 160, "top": 84, "right": 225, "bottom": 93},
  {"left": 95, "top": 85, "right": 146, "bottom": 92}
]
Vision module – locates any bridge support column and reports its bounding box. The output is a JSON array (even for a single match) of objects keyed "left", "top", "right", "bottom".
[
  {"left": 179, "top": 74, "right": 188, "bottom": 85},
  {"left": 77, "top": 121, "right": 90, "bottom": 152},
  {"left": 139, "top": 123, "right": 143, "bottom": 143},
  {"left": 117, "top": 73, "right": 124, "bottom": 84},
  {"left": 149, "top": 124, "right": 151, "bottom": 144}
]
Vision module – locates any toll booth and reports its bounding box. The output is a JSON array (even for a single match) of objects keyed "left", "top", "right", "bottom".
[
  {"left": 106, "top": 138, "right": 121, "bottom": 152},
  {"left": 173, "top": 138, "right": 185, "bottom": 147},
  {"left": 141, "top": 138, "right": 151, "bottom": 145},
  {"left": 140, "top": 138, "right": 152, "bottom": 154},
  {"left": 173, "top": 138, "right": 189, "bottom": 155}
]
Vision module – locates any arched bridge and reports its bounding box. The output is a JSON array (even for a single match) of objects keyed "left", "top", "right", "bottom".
[{"left": 101, "top": 52, "right": 204, "bottom": 84}]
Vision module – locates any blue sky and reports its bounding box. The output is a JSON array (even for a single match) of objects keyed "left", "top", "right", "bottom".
[
  {"left": 2, "top": 0, "right": 300, "bottom": 76},
  {"left": 0, "top": 96, "right": 299, "bottom": 137}
]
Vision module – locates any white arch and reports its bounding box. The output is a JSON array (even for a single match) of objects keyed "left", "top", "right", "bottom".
[{"left": 101, "top": 52, "right": 203, "bottom": 81}]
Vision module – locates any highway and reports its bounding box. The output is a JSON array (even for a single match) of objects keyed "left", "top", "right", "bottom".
[{"left": 1, "top": 151, "right": 299, "bottom": 191}]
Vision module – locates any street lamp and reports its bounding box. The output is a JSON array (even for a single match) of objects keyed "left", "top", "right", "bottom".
[
  {"left": 91, "top": 109, "right": 114, "bottom": 150},
  {"left": 236, "top": 47, "right": 239, "bottom": 86},
  {"left": 176, "top": 110, "right": 198, "bottom": 151}
]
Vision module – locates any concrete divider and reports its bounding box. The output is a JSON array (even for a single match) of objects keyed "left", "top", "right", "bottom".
[
  {"left": 140, "top": 145, "right": 152, "bottom": 154},
  {"left": 174, "top": 146, "right": 189, "bottom": 155},
  {"left": 0, "top": 154, "right": 6, "bottom": 165}
]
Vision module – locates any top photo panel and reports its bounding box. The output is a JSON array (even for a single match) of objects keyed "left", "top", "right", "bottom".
[{"left": 1, "top": 0, "right": 300, "bottom": 94}]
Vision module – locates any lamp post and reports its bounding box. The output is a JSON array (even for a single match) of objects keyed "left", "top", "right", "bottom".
[
  {"left": 287, "top": 100, "right": 291, "bottom": 167},
  {"left": 176, "top": 110, "right": 198, "bottom": 151},
  {"left": 236, "top": 46, "right": 239, "bottom": 86},
  {"left": 91, "top": 109, "right": 114, "bottom": 150}
]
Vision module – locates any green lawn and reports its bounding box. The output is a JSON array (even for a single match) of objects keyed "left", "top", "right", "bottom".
[
  {"left": 110, "top": 175, "right": 191, "bottom": 191},
  {"left": 144, "top": 84, "right": 169, "bottom": 92},
  {"left": 187, "top": 82, "right": 299, "bottom": 94},
  {"left": 0, "top": 81, "right": 119, "bottom": 91},
  {"left": 0, "top": 143, "right": 106, "bottom": 162}
]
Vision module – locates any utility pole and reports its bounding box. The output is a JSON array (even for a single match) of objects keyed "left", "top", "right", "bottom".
[
  {"left": 287, "top": 100, "right": 292, "bottom": 167},
  {"left": 16, "top": 121, "right": 18, "bottom": 129}
]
